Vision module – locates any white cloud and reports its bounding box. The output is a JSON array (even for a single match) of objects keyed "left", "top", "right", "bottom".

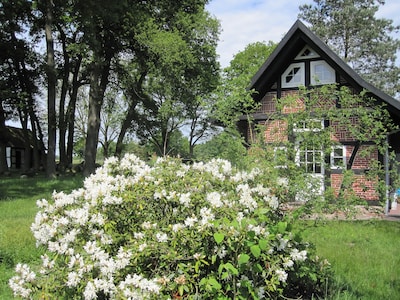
[{"left": 207, "top": 0, "right": 400, "bottom": 68}]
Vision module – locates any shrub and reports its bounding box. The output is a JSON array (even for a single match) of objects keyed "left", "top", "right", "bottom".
[{"left": 10, "top": 154, "right": 331, "bottom": 299}]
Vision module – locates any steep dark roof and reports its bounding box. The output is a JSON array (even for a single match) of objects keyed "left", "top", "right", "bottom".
[
  {"left": 250, "top": 20, "right": 400, "bottom": 117},
  {"left": 0, "top": 126, "right": 43, "bottom": 149}
]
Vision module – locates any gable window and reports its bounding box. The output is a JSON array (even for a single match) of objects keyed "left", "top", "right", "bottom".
[
  {"left": 281, "top": 63, "right": 305, "bottom": 88},
  {"left": 331, "top": 145, "right": 346, "bottom": 169},
  {"left": 295, "top": 46, "right": 319, "bottom": 59},
  {"left": 310, "top": 60, "right": 335, "bottom": 85}
]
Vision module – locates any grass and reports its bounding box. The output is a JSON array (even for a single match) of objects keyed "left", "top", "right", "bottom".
[
  {"left": 1, "top": 174, "right": 399, "bottom": 299},
  {"left": 0, "top": 173, "right": 84, "bottom": 299},
  {"left": 296, "top": 220, "right": 400, "bottom": 299}
]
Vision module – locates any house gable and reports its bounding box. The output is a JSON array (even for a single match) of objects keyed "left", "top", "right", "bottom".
[{"left": 249, "top": 20, "right": 400, "bottom": 119}]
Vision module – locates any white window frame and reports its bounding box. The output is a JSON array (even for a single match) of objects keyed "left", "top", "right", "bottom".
[
  {"left": 281, "top": 62, "right": 305, "bottom": 88},
  {"left": 6, "top": 147, "right": 11, "bottom": 168},
  {"left": 294, "top": 119, "right": 325, "bottom": 175},
  {"left": 293, "top": 119, "right": 324, "bottom": 133},
  {"left": 310, "top": 60, "right": 335, "bottom": 85},
  {"left": 295, "top": 46, "right": 320, "bottom": 60},
  {"left": 331, "top": 145, "right": 346, "bottom": 169}
]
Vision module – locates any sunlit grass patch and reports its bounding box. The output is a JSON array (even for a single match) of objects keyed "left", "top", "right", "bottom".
[{"left": 297, "top": 220, "right": 400, "bottom": 299}]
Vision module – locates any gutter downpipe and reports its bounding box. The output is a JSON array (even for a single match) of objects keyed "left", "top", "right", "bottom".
[
  {"left": 385, "top": 136, "right": 390, "bottom": 215},
  {"left": 385, "top": 129, "right": 400, "bottom": 215}
]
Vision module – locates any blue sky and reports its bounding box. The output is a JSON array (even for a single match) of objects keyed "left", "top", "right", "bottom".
[{"left": 206, "top": 0, "right": 400, "bottom": 67}]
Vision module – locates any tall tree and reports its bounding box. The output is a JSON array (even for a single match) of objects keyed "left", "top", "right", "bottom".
[
  {"left": 74, "top": 0, "right": 127, "bottom": 176},
  {"left": 44, "top": 0, "right": 57, "bottom": 178},
  {"left": 115, "top": 6, "right": 219, "bottom": 158},
  {"left": 1, "top": 0, "right": 42, "bottom": 172},
  {"left": 298, "top": 0, "right": 400, "bottom": 96}
]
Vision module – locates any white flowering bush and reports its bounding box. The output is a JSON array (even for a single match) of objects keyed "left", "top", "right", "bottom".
[{"left": 10, "top": 154, "right": 331, "bottom": 299}]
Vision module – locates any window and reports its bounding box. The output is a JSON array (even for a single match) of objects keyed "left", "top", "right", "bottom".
[
  {"left": 281, "top": 63, "right": 305, "bottom": 88},
  {"left": 295, "top": 46, "right": 319, "bottom": 59},
  {"left": 310, "top": 61, "right": 335, "bottom": 85},
  {"left": 6, "top": 147, "right": 11, "bottom": 168},
  {"left": 293, "top": 119, "right": 324, "bottom": 132},
  {"left": 331, "top": 145, "right": 346, "bottom": 169},
  {"left": 294, "top": 119, "right": 325, "bottom": 174},
  {"left": 298, "top": 146, "right": 323, "bottom": 174}
]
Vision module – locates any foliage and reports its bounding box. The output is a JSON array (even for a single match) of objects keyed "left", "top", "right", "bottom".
[
  {"left": 213, "top": 41, "right": 277, "bottom": 129},
  {"left": 9, "top": 155, "right": 331, "bottom": 299},
  {"left": 117, "top": 9, "right": 220, "bottom": 159},
  {"left": 298, "top": 0, "right": 400, "bottom": 96},
  {"left": 194, "top": 129, "right": 248, "bottom": 168}
]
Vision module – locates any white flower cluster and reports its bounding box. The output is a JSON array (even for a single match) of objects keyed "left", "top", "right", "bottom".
[
  {"left": 9, "top": 154, "right": 316, "bottom": 299},
  {"left": 9, "top": 264, "right": 36, "bottom": 298}
]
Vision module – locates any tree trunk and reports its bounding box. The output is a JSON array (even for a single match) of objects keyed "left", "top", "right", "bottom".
[
  {"left": 66, "top": 56, "right": 83, "bottom": 167},
  {"left": 84, "top": 64, "right": 102, "bottom": 176},
  {"left": 83, "top": 56, "right": 111, "bottom": 176},
  {"left": 58, "top": 27, "right": 70, "bottom": 172},
  {"left": 115, "top": 105, "right": 136, "bottom": 157},
  {"left": 45, "top": 0, "right": 57, "bottom": 178},
  {"left": 114, "top": 72, "right": 146, "bottom": 157}
]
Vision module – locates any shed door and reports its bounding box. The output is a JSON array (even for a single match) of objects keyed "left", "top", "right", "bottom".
[{"left": 15, "top": 150, "right": 22, "bottom": 169}]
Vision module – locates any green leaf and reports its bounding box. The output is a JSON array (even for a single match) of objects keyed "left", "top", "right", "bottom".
[
  {"left": 224, "top": 262, "right": 239, "bottom": 275},
  {"left": 214, "top": 232, "right": 225, "bottom": 244},
  {"left": 258, "top": 239, "right": 268, "bottom": 250},
  {"left": 277, "top": 221, "right": 287, "bottom": 233},
  {"left": 208, "top": 277, "right": 222, "bottom": 290},
  {"left": 238, "top": 253, "right": 250, "bottom": 265},
  {"left": 254, "top": 263, "right": 263, "bottom": 272},
  {"left": 250, "top": 245, "right": 261, "bottom": 258}
]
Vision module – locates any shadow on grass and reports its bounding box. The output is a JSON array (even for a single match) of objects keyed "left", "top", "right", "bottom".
[{"left": 0, "top": 173, "right": 84, "bottom": 202}]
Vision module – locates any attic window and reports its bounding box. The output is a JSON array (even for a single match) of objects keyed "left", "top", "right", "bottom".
[
  {"left": 295, "top": 46, "right": 319, "bottom": 59},
  {"left": 310, "top": 61, "right": 335, "bottom": 85},
  {"left": 282, "top": 62, "right": 305, "bottom": 88},
  {"left": 286, "top": 67, "right": 300, "bottom": 83}
]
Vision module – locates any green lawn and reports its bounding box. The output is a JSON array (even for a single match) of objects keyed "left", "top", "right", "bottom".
[
  {"left": 1, "top": 174, "right": 399, "bottom": 299},
  {"left": 296, "top": 220, "right": 400, "bottom": 299},
  {"left": 0, "top": 174, "right": 84, "bottom": 298}
]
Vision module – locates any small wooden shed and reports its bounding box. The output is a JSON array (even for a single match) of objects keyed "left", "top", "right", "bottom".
[{"left": 0, "top": 126, "right": 45, "bottom": 170}]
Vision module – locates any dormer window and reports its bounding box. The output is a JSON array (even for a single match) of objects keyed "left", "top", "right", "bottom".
[
  {"left": 310, "top": 61, "right": 335, "bottom": 85},
  {"left": 282, "top": 63, "right": 305, "bottom": 88}
]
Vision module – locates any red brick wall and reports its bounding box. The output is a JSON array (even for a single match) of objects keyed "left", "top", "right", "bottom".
[
  {"left": 331, "top": 118, "right": 358, "bottom": 142},
  {"left": 346, "top": 145, "right": 378, "bottom": 169},
  {"left": 330, "top": 173, "right": 379, "bottom": 201},
  {"left": 257, "top": 92, "right": 277, "bottom": 114},
  {"left": 262, "top": 120, "right": 288, "bottom": 143},
  {"left": 256, "top": 89, "right": 381, "bottom": 201}
]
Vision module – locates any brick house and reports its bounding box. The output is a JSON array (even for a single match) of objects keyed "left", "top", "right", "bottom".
[{"left": 238, "top": 20, "right": 400, "bottom": 204}]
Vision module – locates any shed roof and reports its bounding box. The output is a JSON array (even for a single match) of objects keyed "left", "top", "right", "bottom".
[{"left": 0, "top": 126, "right": 43, "bottom": 149}]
